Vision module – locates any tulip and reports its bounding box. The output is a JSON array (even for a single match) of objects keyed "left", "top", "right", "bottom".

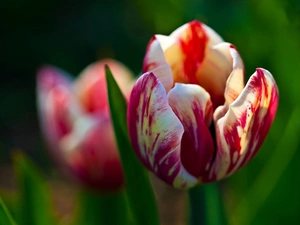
[
  {"left": 127, "top": 20, "right": 278, "bottom": 189},
  {"left": 37, "top": 59, "right": 134, "bottom": 189}
]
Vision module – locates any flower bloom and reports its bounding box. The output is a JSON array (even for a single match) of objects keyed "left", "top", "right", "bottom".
[
  {"left": 37, "top": 59, "right": 134, "bottom": 190},
  {"left": 127, "top": 21, "right": 279, "bottom": 189}
]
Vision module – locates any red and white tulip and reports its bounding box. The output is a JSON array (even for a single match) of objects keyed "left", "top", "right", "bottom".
[
  {"left": 127, "top": 21, "right": 278, "bottom": 189},
  {"left": 37, "top": 59, "right": 134, "bottom": 190}
]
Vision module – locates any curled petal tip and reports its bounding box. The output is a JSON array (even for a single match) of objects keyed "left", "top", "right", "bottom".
[
  {"left": 209, "top": 68, "right": 278, "bottom": 182},
  {"left": 143, "top": 38, "right": 174, "bottom": 92}
]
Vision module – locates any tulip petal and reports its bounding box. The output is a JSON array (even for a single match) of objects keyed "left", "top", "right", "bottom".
[
  {"left": 75, "top": 59, "right": 134, "bottom": 114},
  {"left": 224, "top": 45, "right": 245, "bottom": 104},
  {"left": 37, "top": 67, "right": 80, "bottom": 150},
  {"left": 143, "top": 36, "right": 174, "bottom": 92},
  {"left": 207, "top": 68, "right": 278, "bottom": 182},
  {"left": 61, "top": 116, "right": 124, "bottom": 189},
  {"left": 168, "top": 83, "right": 215, "bottom": 179},
  {"left": 201, "top": 23, "right": 224, "bottom": 46},
  {"left": 153, "top": 34, "right": 189, "bottom": 85},
  {"left": 170, "top": 21, "right": 225, "bottom": 85},
  {"left": 175, "top": 21, "right": 209, "bottom": 84},
  {"left": 195, "top": 43, "right": 244, "bottom": 110},
  {"left": 143, "top": 21, "right": 226, "bottom": 93},
  {"left": 127, "top": 72, "right": 198, "bottom": 189},
  {"left": 37, "top": 66, "right": 72, "bottom": 119}
]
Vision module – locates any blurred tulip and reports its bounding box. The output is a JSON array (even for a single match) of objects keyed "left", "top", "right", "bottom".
[
  {"left": 37, "top": 59, "right": 134, "bottom": 190},
  {"left": 127, "top": 21, "right": 279, "bottom": 189}
]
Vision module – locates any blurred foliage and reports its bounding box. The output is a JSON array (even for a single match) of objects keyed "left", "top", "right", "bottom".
[
  {"left": 13, "top": 152, "right": 56, "bottom": 225},
  {"left": 1, "top": 0, "right": 300, "bottom": 224},
  {"left": 0, "top": 197, "right": 17, "bottom": 225},
  {"left": 75, "top": 189, "right": 130, "bottom": 225}
]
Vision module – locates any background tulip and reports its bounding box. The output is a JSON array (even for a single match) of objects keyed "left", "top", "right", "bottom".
[
  {"left": 127, "top": 20, "right": 279, "bottom": 189},
  {"left": 37, "top": 59, "right": 134, "bottom": 190}
]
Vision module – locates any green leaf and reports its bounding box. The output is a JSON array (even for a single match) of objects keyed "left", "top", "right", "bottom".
[
  {"left": 75, "top": 189, "right": 130, "bottom": 225},
  {"left": 105, "top": 66, "right": 160, "bottom": 225},
  {"left": 189, "top": 183, "right": 228, "bottom": 225},
  {"left": 13, "top": 152, "right": 55, "bottom": 225},
  {"left": 188, "top": 185, "right": 205, "bottom": 225},
  {"left": 0, "top": 197, "right": 17, "bottom": 225}
]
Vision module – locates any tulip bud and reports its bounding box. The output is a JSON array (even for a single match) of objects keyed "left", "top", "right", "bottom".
[
  {"left": 127, "top": 20, "right": 278, "bottom": 189},
  {"left": 37, "top": 59, "right": 134, "bottom": 190}
]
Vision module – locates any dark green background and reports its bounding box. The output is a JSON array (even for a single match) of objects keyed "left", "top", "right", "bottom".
[{"left": 1, "top": 0, "right": 300, "bottom": 224}]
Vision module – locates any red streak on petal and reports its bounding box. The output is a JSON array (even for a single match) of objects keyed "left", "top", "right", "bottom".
[
  {"left": 256, "top": 68, "right": 269, "bottom": 98},
  {"left": 148, "top": 114, "right": 153, "bottom": 127},
  {"left": 224, "top": 122, "right": 241, "bottom": 172},
  {"left": 240, "top": 110, "right": 247, "bottom": 129},
  {"left": 180, "top": 21, "right": 208, "bottom": 84},
  {"left": 140, "top": 86, "right": 152, "bottom": 131},
  {"left": 239, "top": 72, "right": 278, "bottom": 168},
  {"left": 153, "top": 143, "right": 181, "bottom": 183},
  {"left": 179, "top": 101, "right": 214, "bottom": 178},
  {"left": 151, "top": 133, "right": 160, "bottom": 154},
  {"left": 226, "top": 68, "right": 278, "bottom": 175}
]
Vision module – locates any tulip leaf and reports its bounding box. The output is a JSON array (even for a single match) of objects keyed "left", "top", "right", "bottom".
[
  {"left": 189, "top": 183, "right": 228, "bottom": 225},
  {"left": 105, "top": 65, "right": 160, "bottom": 225},
  {"left": 13, "top": 152, "right": 55, "bottom": 225},
  {"left": 75, "top": 189, "right": 130, "bottom": 225},
  {"left": 0, "top": 197, "right": 17, "bottom": 225}
]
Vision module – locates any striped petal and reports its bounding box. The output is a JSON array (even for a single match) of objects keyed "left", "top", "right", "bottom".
[
  {"left": 127, "top": 72, "right": 198, "bottom": 189},
  {"left": 170, "top": 21, "right": 225, "bottom": 85},
  {"left": 75, "top": 59, "right": 134, "bottom": 115},
  {"left": 168, "top": 83, "right": 214, "bottom": 179},
  {"left": 172, "top": 21, "right": 210, "bottom": 84},
  {"left": 206, "top": 68, "right": 278, "bottom": 182},
  {"left": 143, "top": 36, "right": 174, "bottom": 92}
]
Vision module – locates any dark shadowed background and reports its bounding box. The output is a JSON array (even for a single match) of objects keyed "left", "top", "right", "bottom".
[{"left": 1, "top": 0, "right": 300, "bottom": 224}]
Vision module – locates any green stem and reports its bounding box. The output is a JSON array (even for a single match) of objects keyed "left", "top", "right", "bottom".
[
  {"left": 189, "top": 183, "right": 228, "bottom": 225},
  {"left": 189, "top": 184, "right": 206, "bottom": 225},
  {"left": 76, "top": 189, "right": 130, "bottom": 225}
]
